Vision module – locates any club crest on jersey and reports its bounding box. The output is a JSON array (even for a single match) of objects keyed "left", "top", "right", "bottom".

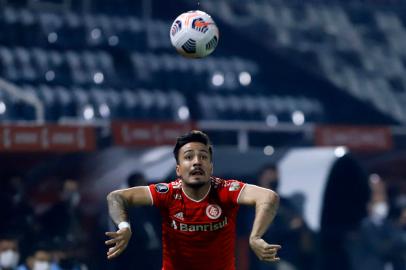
[
  {"left": 155, "top": 183, "right": 169, "bottom": 193},
  {"left": 206, "top": 204, "right": 222, "bottom": 219},
  {"left": 229, "top": 182, "right": 241, "bottom": 191}
]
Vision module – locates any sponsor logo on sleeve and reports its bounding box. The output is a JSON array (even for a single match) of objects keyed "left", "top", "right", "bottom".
[
  {"left": 229, "top": 181, "right": 241, "bottom": 191},
  {"left": 155, "top": 183, "right": 169, "bottom": 193},
  {"left": 206, "top": 204, "right": 222, "bottom": 219}
]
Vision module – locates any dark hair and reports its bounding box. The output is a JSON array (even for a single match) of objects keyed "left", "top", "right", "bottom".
[
  {"left": 27, "top": 241, "right": 54, "bottom": 256},
  {"left": 0, "top": 232, "right": 20, "bottom": 242},
  {"left": 173, "top": 130, "right": 213, "bottom": 164}
]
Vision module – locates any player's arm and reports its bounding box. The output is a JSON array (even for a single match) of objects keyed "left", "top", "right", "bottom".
[
  {"left": 107, "top": 186, "right": 152, "bottom": 225},
  {"left": 238, "top": 184, "right": 281, "bottom": 262},
  {"left": 105, "top": 186, "right": 152, "bottom": 259}
]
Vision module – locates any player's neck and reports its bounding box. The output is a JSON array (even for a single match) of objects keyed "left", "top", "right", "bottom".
[{"left": 182, "top": 182, "right": 211, "bottom": 201}]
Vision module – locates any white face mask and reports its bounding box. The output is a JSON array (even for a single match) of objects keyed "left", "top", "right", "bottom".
[
  {"left": 0, "top": 249, "right": 20, "bottom": 268},
  {"left": 371, "top": 202, "right": 389, "bottom": 221},
  {"left": 33, "top": 261, "right": 50, "bottom": 270}
]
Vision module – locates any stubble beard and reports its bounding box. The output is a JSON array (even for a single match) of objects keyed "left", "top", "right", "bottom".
[
  {"left": 184, "top": 181, "right": 207, "bottom": 189},
  {"left": 182, "top": 175, "right": 210, "bottom": 189}
]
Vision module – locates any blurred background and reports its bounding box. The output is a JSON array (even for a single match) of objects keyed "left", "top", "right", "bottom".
[{"left": 0, "top": 0, "right": 406, "bottom": 269}]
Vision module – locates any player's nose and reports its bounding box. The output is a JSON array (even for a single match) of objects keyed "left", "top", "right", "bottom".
[{"left": 192, "top": 156, "right": 204, "bottom": 166}]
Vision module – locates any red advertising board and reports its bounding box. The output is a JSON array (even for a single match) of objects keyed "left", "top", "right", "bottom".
[
  {"left": 315, "top": 125, "right": 393, "bottom": 151},
  {"left": 112, "top": 121, "right": 196, "bottom": 146},
  {"left": 0, "top": 124, "right": 96, "bottom": 152}
]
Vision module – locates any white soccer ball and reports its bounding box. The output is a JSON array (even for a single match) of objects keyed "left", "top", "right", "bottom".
[{"left": 170, "top": 10, "right": 219, "bottom": 58}]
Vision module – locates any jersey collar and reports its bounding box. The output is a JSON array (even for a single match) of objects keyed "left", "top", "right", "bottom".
[{"left": 181, "top": 181, "right": 212, "bottom": 202}]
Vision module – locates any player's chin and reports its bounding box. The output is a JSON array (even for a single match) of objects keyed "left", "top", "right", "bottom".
[
  {"left": 185, "top": 176, "right": 209, "bottom": 187},
  {"left": 192, "top": 174, "right": 210, "bottom": 181}
]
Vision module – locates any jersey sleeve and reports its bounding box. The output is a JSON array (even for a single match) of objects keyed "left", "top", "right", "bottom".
[
  {"left": 219, "top": 180, "right": 246, "bottom": 205},
  {"left": 148, "top": 182, "right": 172, "bottom": 209}
]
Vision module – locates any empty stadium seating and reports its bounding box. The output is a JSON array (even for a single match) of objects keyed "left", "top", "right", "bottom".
[
  {"left": 200, "top": 0, "right": 406, "bottom": 124},
  {"left": 8, "top": 2, "right": 396, "bottom": 124}
]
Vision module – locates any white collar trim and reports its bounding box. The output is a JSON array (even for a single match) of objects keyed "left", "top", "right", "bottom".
[{"left": 182, "top": 183, "right": 211, "bottom": 202}]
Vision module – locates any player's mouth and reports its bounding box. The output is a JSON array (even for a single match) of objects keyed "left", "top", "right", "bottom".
[{"left": 190, "top": 168, "right": 205, "bottom": 176}]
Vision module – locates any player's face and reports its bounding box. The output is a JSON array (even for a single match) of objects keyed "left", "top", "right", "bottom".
[{"left": 176, "top": 142, "right": 213, "bottom": 188}]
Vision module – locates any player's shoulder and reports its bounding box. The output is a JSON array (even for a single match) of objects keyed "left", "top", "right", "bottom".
[
  {"left": 152, "top": 179, "right": 181, "bottom": 194},
  {"left": 211, "top": 177, "right": 245, "bottom": 191},
  {"left": 170, "top": 179, "right": 182, "bottom": 190}
]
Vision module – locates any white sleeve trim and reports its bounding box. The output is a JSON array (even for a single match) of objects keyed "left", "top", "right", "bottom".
[
  {"left": 236, "top": 183, "right": 248, "bottom": 204},
  {"left": 146, "top": 186, "right": 154, "bottom": 206}
]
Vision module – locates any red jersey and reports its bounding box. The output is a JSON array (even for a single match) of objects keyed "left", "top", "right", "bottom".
[{"left": 148, "top": 177, "right": 246, "bottom": 270}]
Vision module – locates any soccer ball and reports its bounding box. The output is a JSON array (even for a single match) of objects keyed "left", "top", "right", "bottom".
[{"left": 170, "top": 10, "right": 219, "bottom": 58}]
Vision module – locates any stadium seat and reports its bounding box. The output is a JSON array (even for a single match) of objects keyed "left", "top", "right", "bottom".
[{"left": 120, "top": 89, "right": 139, "bottom": 119}]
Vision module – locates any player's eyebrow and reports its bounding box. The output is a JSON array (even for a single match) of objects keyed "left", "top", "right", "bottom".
[{"left": 183, "top": 149, "right": 209, "bottom": 154}]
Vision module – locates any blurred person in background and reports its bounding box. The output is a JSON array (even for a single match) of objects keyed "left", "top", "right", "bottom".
[
  {"left": 110, "top": 172, "right": 161, "bottom": 270},
  {"left": 0, "top": 235, "right": 20, "bottom": 270},
  {"left": 389, "top": 177, "right": 406, "bottom": 268},
  {"left": 38, "top": 178, "right": 86, "bottom": 245},
  {"left": 0, "top": 176, "right": 37, "bottom": 248},
  {"left": 253, "top": 163, "right": 315, "bottom": 270},
  {"left": 36, "top": 179, "right": 89, "bottom": 269},
  {"left": 349, "top": 174, "right": 406, "bottom": 270},
  {"left": 392, "top": 206, "right": 406, "bottom": 269},
  {"left": 52, "top": 241, "right": 88, "bottom": 270},
  {"left": 398, "top": 207, "right": 406, "bottom": 231},
  {"left": 16, "top": 244, "right": 61, "bottom": 270},
  {"left": 105, "top": 130, "right": 281, "bottom": 270}
]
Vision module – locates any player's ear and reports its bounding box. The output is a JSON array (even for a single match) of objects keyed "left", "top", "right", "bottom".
[{"left": 176, "top": 164, "right": 181, "bottom": 177}]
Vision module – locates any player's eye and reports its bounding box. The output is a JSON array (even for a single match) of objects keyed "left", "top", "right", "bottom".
[
  {"left": 200, "top": 154, "right": 208, "bottom": 160},
  {"left": 184, "top": 155, "right": 192, "bottom": 160}
]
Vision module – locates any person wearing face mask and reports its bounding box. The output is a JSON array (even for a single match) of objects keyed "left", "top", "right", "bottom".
[
  {"left": 369, "top": 199, "right": 390, "bottom": 225},
  {"left": 0, "top": 236, "right": 20, "bottom": 270},
  {"left": 17, "top": 247, "right": 61, "bottom": 270},
  {"left": 352, "top": 176, "right": 406, "bottom": 270}
]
